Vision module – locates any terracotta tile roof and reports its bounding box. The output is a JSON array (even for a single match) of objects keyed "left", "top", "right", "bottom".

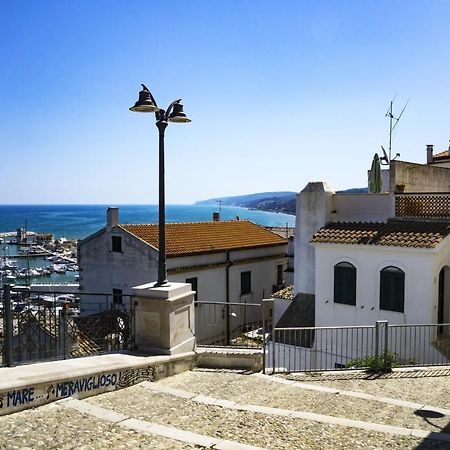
[
  {"left": 273, "top": 285, "right": 295, "bottom": 300},
  {"left": 119, "top": 221, "right": 287, "bottom": 257},
  {"left": 311, "top": 220, "right": 450, "bottom": 248},
  {"left": 434, "top": 149, "right": 449, "bottom": 159}
]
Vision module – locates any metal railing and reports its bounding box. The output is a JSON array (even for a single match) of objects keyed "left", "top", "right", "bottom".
[
  {"left": 195, "top": 300, "right": 265, "bottom": 348},
  {"left": 1, "top": 285, "right": 135, "bottom": 367},
  {"left": 267, "top": 320, "right": 450, "bottom": 373}
]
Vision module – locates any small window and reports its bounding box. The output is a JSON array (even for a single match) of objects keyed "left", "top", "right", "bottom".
[
  {"left": 112, "top": 236, "right": 122, "bottom": 252},
  {"left": 186, "top": 277, "right": 198, "bottom": 302},
  {"left": 380, "top": 266, "right": 404, "bottom": 312},
  {"left": 112, "top": 288, "right": 123, "bottom": 305},
  {"left": 334, "top": 262, "right": 356, "bottom": 305},
  {"left": 241, "top": 271, "right": 251, "bottom": 295},
  {"left": 277, "top": 264, "right": 284, "bottom": 285}
]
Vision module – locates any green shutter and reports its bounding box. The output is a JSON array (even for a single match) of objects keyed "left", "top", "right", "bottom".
[{"left": 334, "top": 263, "right": 356, "bottom": 305}]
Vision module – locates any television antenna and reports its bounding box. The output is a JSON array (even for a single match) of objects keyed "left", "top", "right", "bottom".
[{"left": 384, "top": 95, "right": 410, "bottom": 163}]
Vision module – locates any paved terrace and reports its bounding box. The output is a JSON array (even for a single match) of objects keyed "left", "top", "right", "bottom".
[{"left": 1, "top": 363, "right": 450, "bottom": 449}]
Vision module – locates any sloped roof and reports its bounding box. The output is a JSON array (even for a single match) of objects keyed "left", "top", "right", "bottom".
[
  {"left": 434, "top": 149, "right": 449, "bottom": 159},
  {"left": 273, "top": 285, "right": 295, "bottom": 300},
  {"left": 274, "top": 293, "right": 315, "bottom": 347},
  {"left": 311, "top": 220, "right": 450, "bottom": 249},
  {"left": 119, "top": 221, "right": 287, "bottom": 257}
]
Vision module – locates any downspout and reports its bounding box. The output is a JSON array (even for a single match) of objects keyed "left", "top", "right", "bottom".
[{"left": 226, "top": 250, "right": 233, "bottom": 344}]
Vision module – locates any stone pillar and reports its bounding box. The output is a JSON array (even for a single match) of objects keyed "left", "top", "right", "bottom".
[{"left": 132, "top": 282, "right": 195, "bottom": 355}]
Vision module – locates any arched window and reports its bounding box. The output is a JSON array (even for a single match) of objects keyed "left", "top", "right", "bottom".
[
  {"left": 380, "top": 266, "right": 405, "bottom": 312},
  {"left": 334, "top": 262, "right": 356, "bottom": 305}
]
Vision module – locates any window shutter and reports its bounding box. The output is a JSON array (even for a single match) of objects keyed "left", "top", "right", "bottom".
[
  {"left": 380, "top": 267, "right": 404, "bottom": 313},
  {"left": 334, "top": 263, "right": 356, "bottom": 305}
]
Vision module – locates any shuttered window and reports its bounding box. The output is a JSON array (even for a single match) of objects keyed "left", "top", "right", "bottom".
[
  {"left": 112, "top": 236, "right": 122, "bottom": 252},
  {"left": 241, "top": 271, "right": 251, "bottom": 295},
  {"left": 334, "top": 262, "right": 356, "bottom": 305},
  {"left": 380, "top": 266, "right": 405, "bottom": 312}
]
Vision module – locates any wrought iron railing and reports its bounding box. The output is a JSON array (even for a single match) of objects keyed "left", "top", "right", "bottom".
[
  {"left": 195, "top": 300, "right": 265, "bottom": 348},
  {"left": 267, "top": 320, "right": 450, "bottom": 373},
  {"left": 1, "top": 285, "right": 135, "bottom": 367}
]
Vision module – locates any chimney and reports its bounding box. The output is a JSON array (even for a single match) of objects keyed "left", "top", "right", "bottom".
[
  {"left": 106, "top": 207, "right": 119, "bottom": 230},
  {"left": 212, "top": 212, "right": 220, "bottom": 222},
  {"left": 426, "top": 144, "right": 434, "bottom": 164}
]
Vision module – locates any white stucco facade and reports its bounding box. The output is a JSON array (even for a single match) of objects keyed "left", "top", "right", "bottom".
[
  {"left": 288, "top": 171, "right": 450, "bottom": 370},
  {"left": 78, "top": 224, "right": 288, "bottom": 325},
  {"left": 313, "top": 243, "right": 448, "bottom": 327}
]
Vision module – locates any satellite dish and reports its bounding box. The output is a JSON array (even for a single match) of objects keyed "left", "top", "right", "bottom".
[{"left": 380, "top": 146, "right": 389, "bottom": 165}]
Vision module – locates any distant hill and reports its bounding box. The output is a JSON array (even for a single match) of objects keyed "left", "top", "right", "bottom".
[
  {"left": 196, "top": 192, "right": 297, "bottom": 215},
  {"left": 336, "top": 187, "right": 368, "bottom": 194},
  {"left": 196, "top": 192, "right": 296, "bottom": 206},
  {"left": 196, "top": 188, "right": 367, "bottom": 216}
]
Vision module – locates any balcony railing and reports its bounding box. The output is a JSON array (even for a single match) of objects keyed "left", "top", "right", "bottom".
[{"left": 395, "top": 193, "right": 450, "bottom": 218}]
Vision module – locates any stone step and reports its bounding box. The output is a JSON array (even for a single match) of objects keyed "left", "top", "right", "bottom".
[
  {"left": 153, "top": 369, "right": 450, "bottom": 434},
  {"left": 84, "top": 375, "right": 450, "bottom": 448},
  {"left": 0, "top": 401, "right": 193, "bottom": 449},
  {"left": 2, "top": 367, "right": 449, "bottom": 449}
]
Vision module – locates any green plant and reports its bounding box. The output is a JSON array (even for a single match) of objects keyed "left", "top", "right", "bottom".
[{"left": 346, "top": 351, "right": 397, "bottom": 373}]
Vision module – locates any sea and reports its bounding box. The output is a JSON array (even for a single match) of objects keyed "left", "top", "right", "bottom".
[
  {"left": 0, "top": 204, "right": 295, "bottom": 239},
  {"left": 0, "top": 204, "right": 295, "bottom": 286}
]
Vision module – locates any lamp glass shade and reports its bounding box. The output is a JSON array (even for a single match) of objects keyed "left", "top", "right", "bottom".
[
  {"left": 129, "top": 86, "right": 159, "bottom": 113},
  {"left": 167, "top": 102, "right": 191, "bottom": 123},
  {"left": 129, "top": 103, "right": 159, "bottom": 113},
  {"left": 168, "top": 115, "right": 191, "bottom": 123}
]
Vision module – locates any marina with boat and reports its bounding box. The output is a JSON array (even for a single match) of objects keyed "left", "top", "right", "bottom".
[{"left": 0, "top": 229, "right": 79, "bottom": 287}]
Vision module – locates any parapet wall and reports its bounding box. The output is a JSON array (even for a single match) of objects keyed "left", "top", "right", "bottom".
[{"left": 390, "top": 160, "right": 450, "bottom": 193}]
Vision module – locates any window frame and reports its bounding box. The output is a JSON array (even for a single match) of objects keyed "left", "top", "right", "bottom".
[
  {"left": 112, "top": 235, "right": 122, "bottom": 253},
  {"left": 112, "top": 288, "right": 123, "bottom": 305},
  {"left": 379, "top": 266, "right": 405, "bottom": 313},
  {"left": 277, "top": 264, "right": 284, "bottom": 285},
  {"left": 333, "top": 261, "right": 357, "bottom": 306},
  {"left": 240, "top": 271, "right": 252, "bottom": 296}
]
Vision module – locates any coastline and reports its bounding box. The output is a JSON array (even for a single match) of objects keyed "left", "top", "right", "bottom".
[{"left": 0, "top": 204, "right": 296, "bottom": 240}]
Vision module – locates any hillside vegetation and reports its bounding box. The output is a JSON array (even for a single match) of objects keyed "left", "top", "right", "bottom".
[{"left": 196, "top": 187, "right": 367, "bottom": 216}]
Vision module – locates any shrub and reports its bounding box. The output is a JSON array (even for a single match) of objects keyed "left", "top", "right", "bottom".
[{"left": 346, "top": 351, "right": 397, "bottom": 373}]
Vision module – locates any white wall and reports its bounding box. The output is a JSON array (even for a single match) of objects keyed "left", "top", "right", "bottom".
[
  {"left": 314, "top": 243, "right": 437, "bottom": 326},
  {"left": 331, "top": 193, "right": 394, "bottom": 223},
  {"left": 79, "top": 227, "right": 287, "bottom": 329},
  {"left": 79, "top": 227, "right": 158, "bottom": 297},
  {"left": 294, "top": 182, "right": 334, "bottom": 296}
]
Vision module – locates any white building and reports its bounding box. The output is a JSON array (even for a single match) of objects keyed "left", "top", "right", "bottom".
[
  {"left": 78, "top": 208, "right": 287, "bottom": 341},
  {"left": 276, "top": 149, "right": 450, "bottom": 370}
]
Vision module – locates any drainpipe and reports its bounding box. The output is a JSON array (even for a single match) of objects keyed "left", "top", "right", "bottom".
[{"left": 226, "top": 251, "right": 233, "bottom": 345}]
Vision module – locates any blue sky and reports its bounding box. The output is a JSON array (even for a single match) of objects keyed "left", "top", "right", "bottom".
[{"left": 1, "top": 1, "right": 450, "bottom": 204}]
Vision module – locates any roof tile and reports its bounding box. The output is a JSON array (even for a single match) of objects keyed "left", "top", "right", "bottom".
[
  {"left": 311, "top": 220, "right": 450, "bottom": 249},
  {"left": 119, "top": 220, "right": 287, "bottom": 256}
]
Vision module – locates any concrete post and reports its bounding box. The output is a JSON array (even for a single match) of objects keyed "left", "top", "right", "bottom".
[{"left": 132, "top": 282, "right": 195, "bottom": 355}]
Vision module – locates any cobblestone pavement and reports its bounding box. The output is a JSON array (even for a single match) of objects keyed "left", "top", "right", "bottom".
[
  {"left": 154, "top": 369, "right": 449, "bottom": 432},
  {"left": 0, "top": 403, "right": 193, "bottom": 450},
  {"left": 89, "top": 384, "right": 435, "bottom": 449},
  {"left": 0, "top": 368, "right": 449, "bottom": 449},
  {"left": 282, "top": 368, "right": 450, "bottom": 409}
]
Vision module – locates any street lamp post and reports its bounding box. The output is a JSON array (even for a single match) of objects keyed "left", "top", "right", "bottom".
[{"left": 130, "top": 84, "right": 191, "bottom": 286}]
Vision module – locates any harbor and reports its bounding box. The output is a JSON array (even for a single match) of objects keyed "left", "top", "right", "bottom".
[{"left": 0, "top": 230, "right": 79, "bottom": 287}]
